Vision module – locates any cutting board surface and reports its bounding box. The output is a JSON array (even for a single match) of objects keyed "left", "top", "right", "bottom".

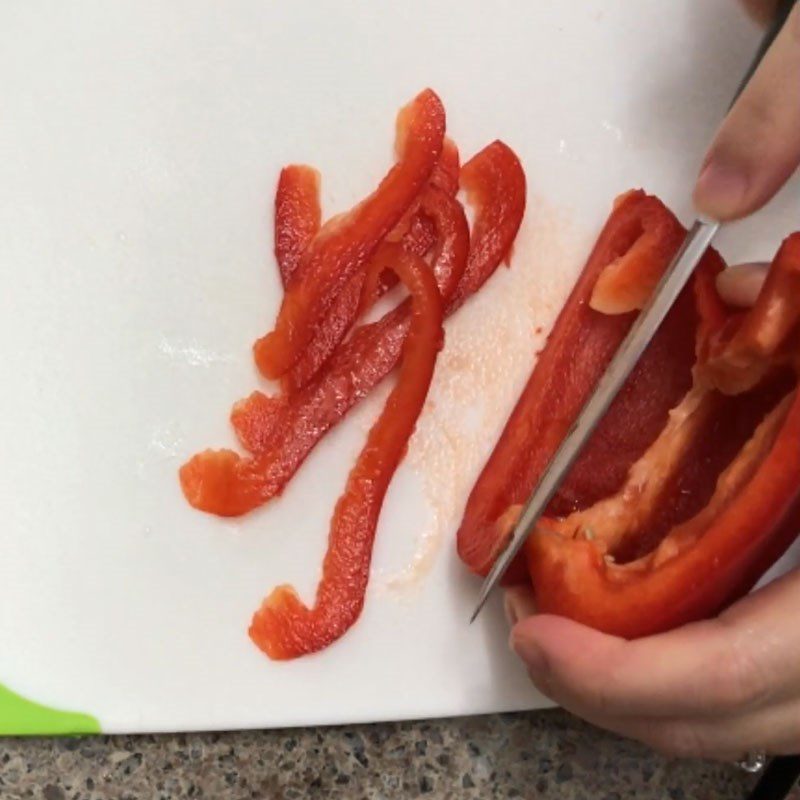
[{"left": 1, "top": 0, "right": 798, "bottom": 734}]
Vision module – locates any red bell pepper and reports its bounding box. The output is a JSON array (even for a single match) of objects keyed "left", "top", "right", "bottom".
[
  {"left": 179, "top": 140, "right": 525, "bottom": 517},
  {"left": 253, "top": 89, "right": 445, "bottom": 380},
  {"left": 248, "top": 244, "right": 444, "bottom": 659},
  {"left": 527, "top": 234, "right": 800, "bottom": 637},
  {"left": 283, "top": 140, "right": 461, "bottom": 394},
  {"left": 179, "top": 188, "right": 468, "bottom": 515},
  {"left": 274, "top": 165, "right": 321, "bottom": 287},
  {"left": 456, "top": 190, "right": 727, "bottom": 585},
  {"left": 284, "top": 180, "right": 465, "bottom": 394},
  {"left": 385, "top": 136, "right": 461, "bottom": 253},
  {"left": 459, "top": 192, "right": 800, "bottom": 637},
  {"left": 447, "top": 140, "right": 527, "bottom": 313},
  {"left": 280, "top": 139, "right": 522, "bottom": 401}
]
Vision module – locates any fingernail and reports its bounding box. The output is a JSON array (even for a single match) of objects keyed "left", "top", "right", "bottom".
[
  {"left": 694, "top": 160, "right": 750, "bottom": 220},
  {"left": 510, "top": 629, "right": 548, "bottom": 675}
]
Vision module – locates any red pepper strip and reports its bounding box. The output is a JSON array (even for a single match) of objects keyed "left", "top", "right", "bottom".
[
  {"left": 281, "top": 268, "right": 367, "bottom": 395},
  {"left": 385, "top": 136, "right": 461, "bottom": 250},
  {"left": 284, "top": 183, "right": 465, "bottom": 395},
  {"left": 179, "top": 140, "right": 523, "bottom": 516},
  {"left": 253, "top": 89, "right": 445, "bottom": 380},
  {"left": 228, "top": 139, "right": 522, "bottom": 461},
  {"left": 284, "top": 141, "right": 461, "bottom": 394},
  {"left": 274, "top": 165, "right": 321, "bottom": 287},
  {"left": 179, "top": 191, "right": 468, "bottom": 515},
  {"left": 704, "top": 233, "right": 800, "bottom": 394},
  {"left": 447, "top": 140, "right": 527, "bottom": 314},
  {"left": 455, "top": 191, "right": 726, "bottom": 583},
  {"left": 432, "top": 137, "right": 461, "bottom": 196},
  {"left": 525, "top": 233, "right": 800, "bottom": 638},
  {"left": 248, "top": 246, "right": 444, "bottom": 659}
]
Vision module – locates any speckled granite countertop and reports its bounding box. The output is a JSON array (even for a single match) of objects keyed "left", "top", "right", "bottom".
[{"left": 0, "top": 710, "right": 786, "bottom": 800}]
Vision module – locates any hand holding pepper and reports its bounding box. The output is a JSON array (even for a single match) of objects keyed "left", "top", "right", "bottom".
[
  {"left": 506, "top": 231, "right": 800, "bottom": 763},
  {"left": 506, "top": 566, "right": 800, "bottom": 759},
  {"left": 507, "top": 0, "right": 800, "bottom": 759}
]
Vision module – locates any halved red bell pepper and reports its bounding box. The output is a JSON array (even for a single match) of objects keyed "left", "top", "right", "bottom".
[
  {"left": 253, "top": 89, "right": 446, "bottom": 380},
  {"left": 456, "top": 190, "right": 725, "bottom": 582},
  {"left": 283, "top": 140, "right": 461, "bottom": 394},
  {"left": 274, "top": 165, "right": 321, "bottom": 287},
  {"left": 248, "top": 244, "right": 444, "bottom": 659},
  {"left": 459, "top": 193, "right": 800, "bottom": 637},
  {"left": 527, "top": 233, "right": 800, "bottom": 637}
]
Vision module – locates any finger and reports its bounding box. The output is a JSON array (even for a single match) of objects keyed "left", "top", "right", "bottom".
[
  {"left": 693, "top": 4, "right": 800, "bottom": 220},
  {"left": 609, "top": 699, "right": 800, "bottom": 761},
  {"left": 716, "top": 261, "right": 769, "bottom": 307},
  {"left": 504, "top": 585, "right": 536, "bottom": 627},
  {"left": 741, "top": 0, "right": 780, "bottom": 27},
  {"left": 509, "top": 570, "right": 800, "bottom": 719}
]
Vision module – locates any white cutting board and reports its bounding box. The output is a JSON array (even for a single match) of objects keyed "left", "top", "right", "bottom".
[{"left": 1, "top": 0, "right": 798, "bottom": 734}]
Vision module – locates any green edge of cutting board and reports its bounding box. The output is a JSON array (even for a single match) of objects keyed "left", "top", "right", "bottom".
[{"left": 0, "top": 682, "right": 100, "bottom": 736}]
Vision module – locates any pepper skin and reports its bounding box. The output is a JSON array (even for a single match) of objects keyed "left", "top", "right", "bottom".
[
  {"left": 180, "top": 188, "right": 468, "bottom": 516},
  {"left": 253, "top": 89, "right": 446, "bottom": 380},
  {"left": 456, "top": 190, "right": 726, "bottom": 584},
  {"left": 274, "top": 165, "right": 321, "bottom": 287},
  {"left": 248, "top": 244, "right": 444, "bottom": 659},
  {"left": 283, "top": 139, "right": 461, "bottom": 394},
  {"left": 458, "top": 192, "right": 800, "bottom": 638}
]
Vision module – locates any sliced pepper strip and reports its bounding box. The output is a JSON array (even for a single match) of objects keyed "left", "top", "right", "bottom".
[
  {"left": 284, "top": 141, "right": 461, "bottom": 394},
  {"left": 385, "top": 136, "right": 461, "bottom": 251},
  {"left": 179, "top": 140, "right": 525, "bottom": 516},
  {"left": 285, "top": 138, "right": 522, "bottom": 398},
  {"left": 253, "top": 89, "right": 446, "bottom": 380},
  {"left": 455, "top": 191, "right": 726, "bottom": 582},
  {"left": 447, "top": 141, "right": 526, "bottom": 313},
  {"left": 704, "top": 234, "right": 800, "bottom": 394},
  {"left": 284, "top": 184, "right": 466, "bottom": 394},
  {"left": 232, "top": 142, "right": 518, "bottom": 458},
  {"left": 179, "top": 189, "right": 468, "bottom": 515},
  {"left": 430, "top": 137, "right": 461, "bottom": 196},
  {"left": 274, "top": 165, "right": 321, "bottom": 287},
  {"left": 248, "top": 244, "right": 444, "bottom": 659}
]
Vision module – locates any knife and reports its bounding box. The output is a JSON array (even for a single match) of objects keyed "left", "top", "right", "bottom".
[{"left": 471, "top": 0, "right": 798, "bottom": 623}]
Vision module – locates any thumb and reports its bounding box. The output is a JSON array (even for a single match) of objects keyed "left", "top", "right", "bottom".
[{"left": 693, "top": 4, "right": 800, "bottom": 220}]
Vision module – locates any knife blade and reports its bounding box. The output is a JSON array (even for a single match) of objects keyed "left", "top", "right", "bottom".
[{"left": 470, "top": 0, "right": 798, "bottom": 622}]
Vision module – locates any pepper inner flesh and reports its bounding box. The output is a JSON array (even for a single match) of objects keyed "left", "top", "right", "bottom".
[{"left": 540, "top": 369, "right": 796, "bottom": 576}]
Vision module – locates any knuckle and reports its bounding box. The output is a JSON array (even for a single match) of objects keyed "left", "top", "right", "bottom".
[{"left": 738, "top": 95, "right": 782, "bottom": 146}]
